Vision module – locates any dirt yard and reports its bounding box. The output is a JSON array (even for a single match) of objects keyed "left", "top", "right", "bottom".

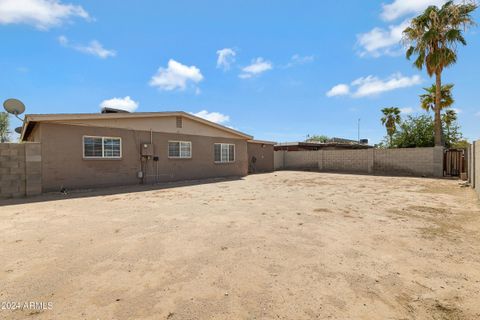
[{"left": 1, "top": 171, "right": 480, "bottom": 320}]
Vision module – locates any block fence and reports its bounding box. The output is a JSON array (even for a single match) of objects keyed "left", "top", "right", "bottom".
[
  {"left": 469, "top": 140, "right": 479, "bottom": 198},
  {"left": 0, "top": 143, "right": 42, "bottom": 199},
  {"left": 274, "top": 147, "right": 444, "bottom": 178}
]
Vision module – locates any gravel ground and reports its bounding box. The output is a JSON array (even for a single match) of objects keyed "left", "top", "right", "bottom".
[{"left": 1, "top": 171, "right": 479, "bottom": 319}]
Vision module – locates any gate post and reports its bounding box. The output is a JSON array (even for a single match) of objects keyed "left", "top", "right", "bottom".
[{"left": 433, "top": 146, "right": 444, "bottom": 178}]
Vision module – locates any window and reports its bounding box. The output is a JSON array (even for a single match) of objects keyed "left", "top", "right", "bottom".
[
  {"left": 168, "top": 141, "right": 191, "bottom": 158},
  {"left": 214, "top": 143, "right": 235, "bottom": 163},
  {"left": 83, "top": 136, "right": 121, "bottom": 159}
]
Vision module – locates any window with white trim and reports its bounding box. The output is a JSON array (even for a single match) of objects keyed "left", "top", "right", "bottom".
[
  {"left": 83, "top": 136, "right": 121, "bottom": 159},
  {"left": 168, "top": 141, "right": 192, "bottom": 158},
  {"left": 214, "top": 143, "right": 235, "bottom": 163}
]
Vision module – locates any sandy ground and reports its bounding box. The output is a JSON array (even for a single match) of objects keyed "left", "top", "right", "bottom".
[{"left": 1, "top": 171, "right": 480, "bottom": 320}]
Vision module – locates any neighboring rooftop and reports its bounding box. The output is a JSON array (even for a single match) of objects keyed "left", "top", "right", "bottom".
[{"left": 274, "top": 141, "right": 373, "bottom": 151}]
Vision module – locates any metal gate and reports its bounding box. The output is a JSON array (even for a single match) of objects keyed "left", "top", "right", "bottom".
[{"left": 444, "top": 149, "right": 465, "bottom": 177}]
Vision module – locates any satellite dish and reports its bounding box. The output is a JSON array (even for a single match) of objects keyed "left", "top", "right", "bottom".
[
  {"left": 3, "top": 98, "right": 25, "bottom": 116},
  {"left": 14, "top": 127, "right": 22, "bottom": 134}
]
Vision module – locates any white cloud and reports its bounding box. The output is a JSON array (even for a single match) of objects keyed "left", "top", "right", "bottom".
[
  {"left": 58, "top": 36, "right": 116, "bottom": 59},
  {"left": 191, "top": 110, "right": 230, "bottom": 124},
  {"left": 149, "top": 59, "right": 204, "bottom": 91},
  {"left": 76, "top": 40, "right": 116, "bottom": 59},
  {"left": 326, "top": 84, "right": 350, "bottom": 97},
  {"left": 58, "top": 34, "right": 68, "bottom": 45},
  {"left": 216, "top": 48, "right": 236, "bottom": 71},
  {"left": 352, "top": 73, "right": 422, "bottom": 97},
  {"left": 400, "top": 107, "right": 414, "bottom": 114},
  {"left": 0, "top": 0, "right": 90, "bottom": 30},
  {"left": 285, "top": 54, "right": 314, "bottom": 68},
  {"left": 99, "top": 96, "right": 139, "bottom": 112},
  {"left": 239, "top": 57, "right": 272, "bottom": 79},
  {"left": 475, "top": 111, "right": 480, "bottom": 117},
  {"left": 357, "top": 20, "right": 409, "bottom": 57},
  {"left": 327, "top": 73, "right": 422, "bottom": 98},
  {"left": 358, "top": 1, "right": 455, "bottom": 57},
  {"left": 381, "top": 0, "right": 447, "bottom": 21},
  {"left": 451, "top": 108, "right": 462, "bottom": 114}
]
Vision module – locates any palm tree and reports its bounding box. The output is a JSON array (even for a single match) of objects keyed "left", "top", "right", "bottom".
[
  {"left": 419, "top": 84, "right": 454, "bottom": 112},
  {"left": 442, "top": 109, "right": 457, "bottom": 145},
  {"left": 381, "top": 107, "right": 401, "bottom": 147},
  {"left": 403, "top": 1, "right": 477, "bottom": 147},
  {"left": 0, "top": 112, "right": 10, "bottom": 143}
]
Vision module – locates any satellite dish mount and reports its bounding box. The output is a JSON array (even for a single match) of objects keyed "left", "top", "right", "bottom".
[{"left": 3, "top": 98, "right": 26, "bottom": 121}]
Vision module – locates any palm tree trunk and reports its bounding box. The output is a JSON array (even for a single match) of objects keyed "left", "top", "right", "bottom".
[
  {"left": 446, "top": 126, "right": 450, "bottom": 147},
  {"left": 434, "top": 70, "right": 443, "bottom": 147}
]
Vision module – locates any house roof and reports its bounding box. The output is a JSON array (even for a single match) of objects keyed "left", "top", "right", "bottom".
[
  {"left": 247, "top": 139, "right": 277, "bottom": 145},
  {"left": 21, "top": 111, "right": 253, "bottom": 141}
]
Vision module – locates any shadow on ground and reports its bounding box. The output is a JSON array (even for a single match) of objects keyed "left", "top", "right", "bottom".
[{"left": 0, "top": 176, "right": 244, "bottom": 207}]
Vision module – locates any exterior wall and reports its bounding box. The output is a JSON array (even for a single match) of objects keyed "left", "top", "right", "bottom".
[
  {"left": 475, "top": 140, "right": 479, "bottom": 197},
  {"left": 274, "top": 150, "right": 284, "bottom": 170},
  {"left": 0, "top": 143, "right": 42, "bottom": 199},
  {"left": 320, "top": 149, "right": 373, "bottom": 173},
  {"left": 274, "top": 147, "right": 444, "bottom": 178},
  {"left": 247, "top": 142, "right": 274, "bottom": 173},
  {"left": 465, "top": 144, "right": 473, "bottom": 185},
  {"left": 374, "top": 147, "right": 443, "bottom": 177},
  {"left": 51, "top": 115, "right": 243, "bottom": 139},
  {"left": 25, "top": 123, "right": 42, "bottom": 142},
  {"left": 37, "top": 123, "right": 248, "bottom": 192},
  {"left": 471, "top": 142, "right": 476, "bottom": 188}
]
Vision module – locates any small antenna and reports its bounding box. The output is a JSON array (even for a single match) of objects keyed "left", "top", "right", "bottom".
[{"left": 3, "top": 98, "right": 26, "bottom": 121}]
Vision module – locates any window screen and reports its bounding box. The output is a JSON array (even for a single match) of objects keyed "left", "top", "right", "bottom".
[
  {"left": 214, "top": 144, "right": 221, "bottom": 162},
  {"left": 168, "top": 141, "right": 191, "bottom": 158},
  {"left": 84, "top": 137, "right": 121, "bottom": 158},
  {"left": 214, "top": 143, "right": 235, "bottom": 163},
  {"left": 104, "top": 138, "right": 121, "bottom": 157},
  {"left": 228, "top": 144, "right": 235, "bottom": 162}
]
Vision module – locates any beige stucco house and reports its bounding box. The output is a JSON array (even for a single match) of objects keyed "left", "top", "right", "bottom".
[{"left": 20, "top": 111, "right": 274, "bottom": 192}]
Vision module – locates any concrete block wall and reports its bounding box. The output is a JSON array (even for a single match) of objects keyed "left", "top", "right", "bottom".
[
  {"left": 320, "top": 149, "right": 373, "bottom": 173},
  {"left": 475, "top": 140, "right": 479, "bottom": 197},
  {"left": 467, "top": 144, "right": 474, "bottom": 187},
  {"left": 284, "top": 150, "right": 319, "bottom": 169},
  {"left": 0, "top": 143, "right": 42, "bottom": 199},
  {"left": 374, "top": 147, "right": 443, "bottom": 177},
  {"left": 274, "top": 150, "right": 285, "bottom": 170},
  {"left": 274, "top": 147, "right": 444, "bottom": 178}
]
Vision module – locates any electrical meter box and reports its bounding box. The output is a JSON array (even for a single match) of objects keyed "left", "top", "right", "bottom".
[{"left": 141, "top": 143, "right": 154, "bottom": 156}]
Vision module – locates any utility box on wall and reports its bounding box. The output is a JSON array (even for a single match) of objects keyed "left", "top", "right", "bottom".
[{"left": 141, "top": 143, "right": 153, "bottom": 157}]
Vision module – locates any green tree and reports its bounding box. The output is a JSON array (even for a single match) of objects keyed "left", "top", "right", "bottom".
[
  {"left": 442, "top": 109, "right": 457, "bottom": 144},
  {"left": 420, "top": 83, "right": 454, "bottom": 112},
  {"left": 451, "top": 139, "right": 469, "bottom": 149},
  {"left": 442, "top": 109, "right": 463, "bottom": 148},
  {"left": 403, "top": 1, "right": 477, "bottom": 146},
  {"left": 391, "top": 114, "right": 435, "bottom": 148},
  {"left": 381, "top": 107, "right": 401, "bottom": 147},
  {"left": 390, "top": 113, "right": 464, "bottom": 148},
  {"left": 0, "top": 112, "right": 10, "bottom": 143},
  {"left": 306, "top": 134, "right": 329, "bottom": 143}
]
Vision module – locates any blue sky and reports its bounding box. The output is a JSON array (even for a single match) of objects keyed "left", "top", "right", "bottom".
[{"left": 1, "top": 0, "right": 479, "bottom": 143}]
